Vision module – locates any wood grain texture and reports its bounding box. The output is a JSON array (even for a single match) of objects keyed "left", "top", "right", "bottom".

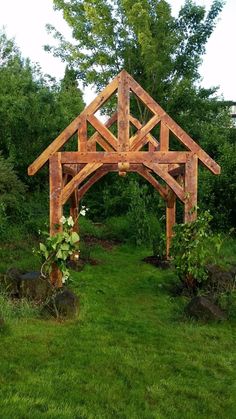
[
  {"left": 118, "top": 70, "right": 130, "bottom": 151},
  {"left": 87, "top": 114, "right": 118, "bottom": 150},
  {"left": 136, "top": 166, "right": 168, "bottom": 200},
  {"left": 130, "top": 114, "right": 161, "bottom": 151},
  {"left": 166, "top": 188, "right": 176, "bottom": 259},
  {"left": 160, "top": 121, "right": 169, "bottom": 151},
  {"left": 184, "top": 154, "right": 198, "bottom": 222},
  {"left": 49, "top": 153, "right": 63, "bottom": 287},
  {"left": 144, "top": 162, "right": 185, "bottom": 202},
  {"left": 62, "top": 162, "right": 103, "bottom": 204},
  {"left": 61, "top": 151, "right": 189, "bottom": 164}
]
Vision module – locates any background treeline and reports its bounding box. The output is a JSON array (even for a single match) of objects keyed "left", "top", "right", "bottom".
[{"left": 0, "top": 0, "right": 236, "bottom": 245}]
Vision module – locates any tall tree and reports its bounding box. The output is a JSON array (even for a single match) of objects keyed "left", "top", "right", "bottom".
[
  {"left": 46, "top": 1, "right": 223, "bottom": 111},
  {"left": 0, "top": 30, "right": 85, "bottom": 184}
]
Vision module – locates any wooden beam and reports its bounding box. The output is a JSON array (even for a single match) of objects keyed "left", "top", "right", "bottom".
[
  {"left": 118, "top": 70, "right": 130, "bottom": 151},
  {"left": 28, "top": 115, "right": 83, "bottom": 176},
  {"left": 166, "top": 188, "right": 176, "bottom": 259},
  {"left": 129, "top": 114, "right": 159, "bottom": 150},
  {"left": 184, "top": 154, "right": 198, "bottom": 222},
  {"left": 78, "top": 115, "right": 87, "bottom": 151},
  {"left": 144, "top": 162, "right": 185, "bottom": 202},
  {"left": 81, "top": 75, "right": 118, "bottom": 117},
  {"left": 160, "top": 121, "right": 169, "bottom": 151},
  {"left": 87, "top": 114, "right": 118, "bottom": 150},
  {"left": 78, "top": 168, "right": 109, "bottom": 200},
  {"left": 128, "top": 72, "right": 221, "bottom": 175},
  {"left": 62, "top": 162, "right": 103, "bottom": 204},
  {"left": 61, "top": 151, "right": 190, "bottom": 165},
  {"left": 88, "top": 112, "right": 117, "bottom": 151},
  {"left": 136, "top": 166, "right": 168, "bottom": 200},
  {"left": 49, "top": 153, "right": 63, "bottom": 287},
  {"left": 130, "top": 114, "right": 161, "bottom": 151}
]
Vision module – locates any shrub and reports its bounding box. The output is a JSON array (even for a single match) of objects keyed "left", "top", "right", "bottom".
[
  {"left": 170, "top": 211, "right": 222, "bottom": 290},
  {"left": 37, "top": 216, "right": 80, "bottom": 284}
]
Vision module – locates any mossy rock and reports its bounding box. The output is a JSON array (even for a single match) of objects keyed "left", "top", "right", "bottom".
[
  {"left": 45, "top": 288, "right": 80, "bottom": 319},
  {"left": 1, "top": 269, "right": 52, "bottom": 303}
]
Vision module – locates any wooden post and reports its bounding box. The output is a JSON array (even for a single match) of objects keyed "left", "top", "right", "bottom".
[
  {"left": 70, "top": 190, "right": 80, "bottom": 262},
  {"left": 166, "top": 188, "right": 176, "bottom": 259},
  {"left": 49, "top": 153, "right": 63, "bottom": 287},
  {"left": 118, "top": 70, "right": 130, "bottom": 151},
  {"left": 78, "top": 116, "right": 87, "bottom": 152},
  {"left": 184, "top": 154, "right": 198, "bottom": 223}
]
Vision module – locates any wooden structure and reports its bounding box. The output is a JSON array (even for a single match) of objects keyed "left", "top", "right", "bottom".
[{"left": 28, "top": 70, "right": 220, "bottom": 287}]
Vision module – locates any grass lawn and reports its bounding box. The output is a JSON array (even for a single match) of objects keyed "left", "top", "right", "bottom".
[{"left": 0, "top": 239, "right": 236, "bottom": 418}]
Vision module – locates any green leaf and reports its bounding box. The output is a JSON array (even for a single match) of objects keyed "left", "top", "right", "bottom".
[{"left": 70, "top": 232, "right": 80, "bottom": 245}]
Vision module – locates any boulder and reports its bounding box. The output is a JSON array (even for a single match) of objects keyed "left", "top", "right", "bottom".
[
  {"left": 206, "top": 264, "right": 236, "bottom": 294},
  {"left": 19, "top": 272, "right": 52, "bottom": 303},
  {"left": 1, "top": 269, "right": 52, "bottom": 303},
  {"left": 46, "top": 289, "right": 79, "bottom": 319},
  {"left": 3, "top": 268, "right": 23, "bottom": 297},
  {"left": 186, "top": 296, "right": 226, "bottom": 321}
]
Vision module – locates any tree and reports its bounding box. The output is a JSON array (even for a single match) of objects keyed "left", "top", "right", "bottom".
[
  {"left": 0, "top": 30, "right": 85, "bottom": 185},
  {"left": 46, "top": 0, "right": 224, "bottom": 117}
]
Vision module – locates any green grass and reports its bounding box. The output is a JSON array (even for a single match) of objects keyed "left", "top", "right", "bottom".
[{"left": 0, "top": 238, "right": 236, "bottom": 418}]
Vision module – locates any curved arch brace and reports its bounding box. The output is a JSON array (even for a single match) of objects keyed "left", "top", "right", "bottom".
[
  {"left": 144, "top": 162, "right": 185, "bottom": 202},
  {"left": 62, "top": 162, "right": 103, "bottom": 204},
  {"left": 76, "top": 164, "right": 169, "bottom": 202}
]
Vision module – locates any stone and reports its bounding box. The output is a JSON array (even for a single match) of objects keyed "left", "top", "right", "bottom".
[
  {"left": 1, "top": 269, "right": 52, "bottom": 303},
  {"left": 19, "top": 272, "right": 52, "bottom": 303},
  {"left": 3, "top": 268, "right": 24, "bottom": 297},
  {"left": 186, "top": 296, "right": 226, "bottom": 321},
  {"left": 206, "top": 264, "right": 236, "bottom": 294},
  {"left": 47, "top": 289, "right": 79, "bottom": 319}
]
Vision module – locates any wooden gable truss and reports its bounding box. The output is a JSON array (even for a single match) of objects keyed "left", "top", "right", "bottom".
[{"left": 28, "top": 70, "right": 220, "bottom": 287}]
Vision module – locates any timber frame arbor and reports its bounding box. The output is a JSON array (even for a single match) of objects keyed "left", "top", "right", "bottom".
[{"left": 28, "top": 70, "right": 220, "bottom": 287}]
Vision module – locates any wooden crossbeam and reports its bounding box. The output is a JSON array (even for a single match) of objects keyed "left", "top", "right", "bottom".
[
  {"left": 88, "top": 112, "right": 117, "bottom": 151},
  {"left": 60, "top": 151, "right": 189, "bottom": 165},
  {"left": 77, "top": 163, "right": 169, "bottom": 201},
  {"left": 129, "top": 115, "right": 159, "bottom": 150},
  {"left": 78, "top": 168, "right": 109, "bottom": 200},
  {"left": 87, "top": 114, "right": 118, "bottom": 150},
  {"left": 130, "top": 114, "right": 161, "bottom": 151},
  {"left": 144, "top": 162, "right": 185, "bottom": 202},
  {"left": 81, "top": 75, "right": 118, "bottom": 117},
  {"left": 136, "top": 166, "right": 168, "bottom": 200},
  {"left": 62, "top": 162, "right": 103, "bottom": 204},
  {"left": 128, "top": 71, "right": 220, "bottom": 175}
]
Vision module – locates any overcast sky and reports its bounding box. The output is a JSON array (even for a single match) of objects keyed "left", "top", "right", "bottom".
[{"left": 0, "top": 0, "right": 235, "bottom": 103}]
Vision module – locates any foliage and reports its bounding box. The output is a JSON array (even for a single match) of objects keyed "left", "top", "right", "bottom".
[
  {"left": 48, "top": 0, "right": 223, "bottom": 103},
  {"left": 127, "top": 180, "right": 152, "bottom": 245},
  {"left": 38, "top": 216, "right": 80, "bottom": 283},
  {"left": 0, "top": 30, "right": 85, "bottom": 187},
  {"left": 152, "top": 232, "right": 166, "bottom": 260},
  {"left": 170, "top": 211, "right": 222, "bottom": 288},
  {"left": 0, "top": 153, "right": 26, "bottom": 239}
]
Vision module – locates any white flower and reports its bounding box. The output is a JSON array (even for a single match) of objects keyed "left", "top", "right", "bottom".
[
  {"left": 60, "top": 216, "right": 67, "bottom": 224},
  {"left": 80, "top": 206, "right": 89, "bottom": 216},
  {"left": 67, "top": 216, "right": 74, "bottom": 227}
]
